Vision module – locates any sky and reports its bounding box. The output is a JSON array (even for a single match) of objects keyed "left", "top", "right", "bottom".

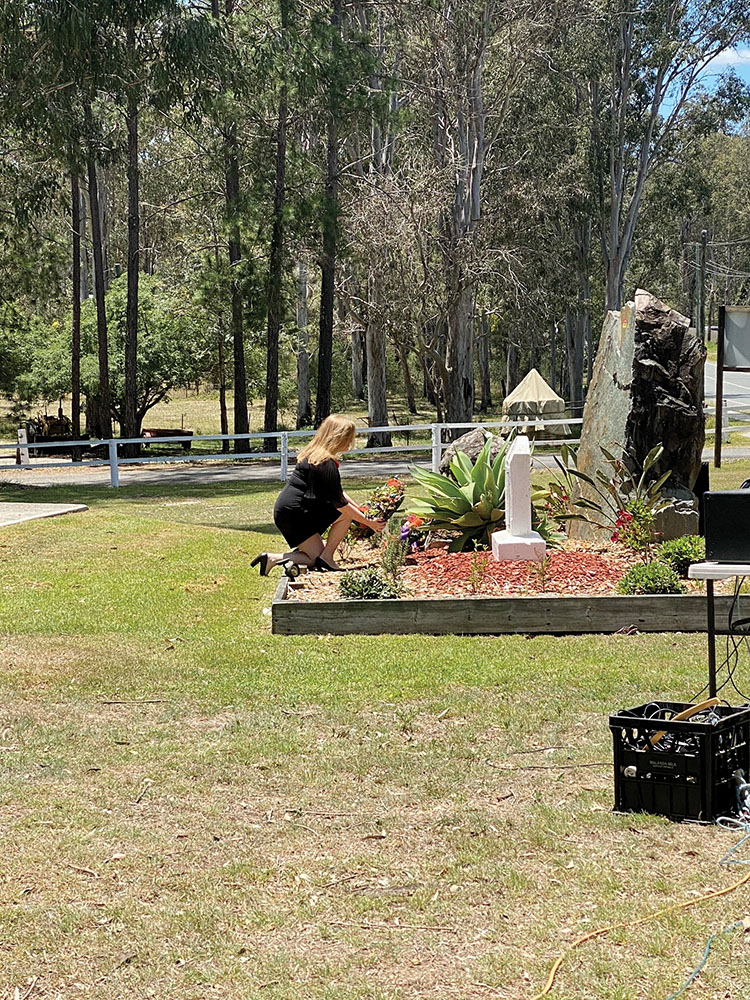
[{"left": 704, "top": 46, "right": 750, "bottom": 88}]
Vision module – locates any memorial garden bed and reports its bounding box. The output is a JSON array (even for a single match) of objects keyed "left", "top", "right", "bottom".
[{"left": 271, "top": 544, "right": 729, "bottom": 636}]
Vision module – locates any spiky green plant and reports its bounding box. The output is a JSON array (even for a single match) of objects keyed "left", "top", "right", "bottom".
[{"left": 408, "top": 434, "right": 561, "bottom": 553}]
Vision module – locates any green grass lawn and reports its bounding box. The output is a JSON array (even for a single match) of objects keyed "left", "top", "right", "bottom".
[{"left": 1, "top": 475, "right": 750, "bottom": 998}]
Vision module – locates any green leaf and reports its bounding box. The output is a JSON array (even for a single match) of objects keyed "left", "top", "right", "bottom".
[
  {"left": 450, "top": 452, "right": 473, "bottom": 485},
  {"left": 642, "top": 444, "right": 664, "bottom": 475},
  {"left": 562, "top": 465, "right": 597, "bottom": 488},
  {"left": 448, "top": 533, "right": 469, "bottom": 553},
  {"left": 454, "top": 510, "right": 485, "bottom": 527},
  {"left": 409, "top": 465, "right": 468, "bottom": 501}
]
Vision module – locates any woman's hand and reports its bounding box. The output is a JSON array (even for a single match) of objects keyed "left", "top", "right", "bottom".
[{"left": 367, "top": 518, "right": 386, "bottom": 533}]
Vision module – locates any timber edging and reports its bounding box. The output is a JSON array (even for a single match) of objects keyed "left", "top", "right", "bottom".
[{"left": 271, "top": 585, "right": 733, "bottom": 636}]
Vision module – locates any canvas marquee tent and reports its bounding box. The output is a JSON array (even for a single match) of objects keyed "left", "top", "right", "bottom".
[{"left": 501, "top": 368, "right": 569, "bottom": 438}]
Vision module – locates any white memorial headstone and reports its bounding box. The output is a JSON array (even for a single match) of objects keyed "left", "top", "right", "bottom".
[{"left": 491, "top": 435, "right": 546, "bottom": 562}]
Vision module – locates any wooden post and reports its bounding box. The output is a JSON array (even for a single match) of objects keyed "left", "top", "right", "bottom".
[{"left": 714, "top": 305, "right": 725, "bottom": 468}]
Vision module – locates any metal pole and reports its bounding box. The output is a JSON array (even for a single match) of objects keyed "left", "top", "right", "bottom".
[
  {"left": 707, "top": 579, "right": 717, "bottom": 698},
  {"left": 108, "top": 439, "right": 120, "bottom": 488},
  {"left": 697, "top": 229, "right": 708, "bottom": 343},
  {"left": 280, "top": 431, "right": 288, "bottom": 482},
  {"left": 714, "top": 306, "right": 725, "bottom": 468},
  {"left": 722, "top": 399, "right": 730, "bottom": 443}
]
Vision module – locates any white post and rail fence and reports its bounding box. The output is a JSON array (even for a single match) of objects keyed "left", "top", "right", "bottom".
[{"left": 0, "top": 399, "right": 743, "bottom": 488}]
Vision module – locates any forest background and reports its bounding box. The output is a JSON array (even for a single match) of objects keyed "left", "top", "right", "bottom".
[{"left": 2, "top": 0, "right": 750, "bottom": 453}]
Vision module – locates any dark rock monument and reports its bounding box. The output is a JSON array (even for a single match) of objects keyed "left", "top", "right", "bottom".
[
  {"left": 571, "top": 289, "right": 706, "bottom": 541},
  {"left": 624, "top": 290, "right": 706, "bottom": 491}
]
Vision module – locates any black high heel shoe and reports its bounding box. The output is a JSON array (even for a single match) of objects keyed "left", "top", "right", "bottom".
[
  {"left": 250, "top": 553, "right": 271, "bottom": 576},
  {"left": 314, "top": 556, "right": 341, "bottom": 572}
]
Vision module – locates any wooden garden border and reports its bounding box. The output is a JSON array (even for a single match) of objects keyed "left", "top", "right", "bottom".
[{"left": 271, "top": 578, "right": 733, "bottom": 636}]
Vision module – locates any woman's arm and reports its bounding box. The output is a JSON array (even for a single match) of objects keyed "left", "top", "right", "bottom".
[{"left": 337, "top": 498, "right": 385, "bottom": 531}]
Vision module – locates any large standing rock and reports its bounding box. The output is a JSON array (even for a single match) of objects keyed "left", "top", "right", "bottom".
[
  {"left": 624, "top": 290, "right": 706, "bottom": 491},
  {"left": 569, "top": 302, "right": 636, "bottom": 539},
  {"left": 570, "top": 289, "right": 706, "bottom": 542},
  {"left": 439, "top": 427, "right": 505, "bottom": 476}
]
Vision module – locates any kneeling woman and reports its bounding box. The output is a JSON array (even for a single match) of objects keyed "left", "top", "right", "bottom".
[{"left": 252, "top": 414, "right": 385, "bottom": 575}]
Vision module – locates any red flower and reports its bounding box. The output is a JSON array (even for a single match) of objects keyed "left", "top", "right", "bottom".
[{"left": 611, "top": 530, "right": 620, "bottom": 542}]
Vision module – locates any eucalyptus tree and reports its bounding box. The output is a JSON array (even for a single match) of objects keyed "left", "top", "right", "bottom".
[
  {"left": 313, "top": 0, "right": 344, "bottom": 426},
  {"left": 578, "top": 0, "right": 750, "bottom": 311},
  {"left": 0, "top": 0, "right": 111, "bottom": 435},
  {"left": 209, "top": 0, "right": 252, "bottom": 449},
  {"left": 113, "top": 0, "right": 220, "bottom": 447},
  {"left": 412, "top": 0, "right": 561, "bottom": 423}
]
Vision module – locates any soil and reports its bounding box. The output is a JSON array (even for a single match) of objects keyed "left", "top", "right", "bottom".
[{"left": 285, "top": 539, "right": 709, "bottom": 602}]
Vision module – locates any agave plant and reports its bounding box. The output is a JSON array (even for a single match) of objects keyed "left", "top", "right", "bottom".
[{"left": 408, "top": 433, "right": 561, "bottom": 552}]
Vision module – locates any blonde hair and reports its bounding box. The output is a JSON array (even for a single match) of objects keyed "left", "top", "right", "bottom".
[{"left": 298, "top": 414, "right": 356, "bottom": 465}]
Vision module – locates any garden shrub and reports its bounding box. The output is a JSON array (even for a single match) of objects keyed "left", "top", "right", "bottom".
[
  {"left": 617, "top": 562, "right": 685, "bottom": 595},
  {"left": 657, "top": 535, "right": 705, "bottom": 577},
  {"left": 379, "top": 527, "right": 408, "bottom": 583},
  {"left": 339, "top": 567, "right": 400, "bottom": 600},
  {"left": 545, "top": 442, "right": 671, "bottom": 559}
]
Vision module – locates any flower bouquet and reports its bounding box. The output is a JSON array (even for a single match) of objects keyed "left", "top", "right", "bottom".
[
  {"left": 400, "top": 513, "right": 425, "bottom": 552},
  {"left": 350, "top": 477, "right": 405, "bottom": 540}
]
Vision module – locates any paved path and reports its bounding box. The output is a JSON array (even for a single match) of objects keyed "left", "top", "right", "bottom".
[
  {"left": 0, "top": 457, "right": 417, "bottom": 489},
  {"left": 705, "top": 360, "right": 750, "bottom": 400},
  {"left": 3, "top": 447, "right": 750, "bottom": 492},
  {"left": 0, "top": 502, "right": 88, "bottom": 526}
]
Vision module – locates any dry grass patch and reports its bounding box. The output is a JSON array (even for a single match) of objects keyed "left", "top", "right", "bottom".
[
  {"left": 2, "top": 671, "right": 749, "bottom": 999},
  {"left": 1, "top": 482, "right": 750, "bottom": 998}
]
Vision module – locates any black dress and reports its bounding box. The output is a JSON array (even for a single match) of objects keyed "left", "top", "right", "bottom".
[{"left": 273, "top": 458, "right": 348, "bottom": 547}]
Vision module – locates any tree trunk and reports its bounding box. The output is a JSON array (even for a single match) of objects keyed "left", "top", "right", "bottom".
[
  {"left": 264, "top": 0, "right": 289, "bottom": 453},
  {"left": 217, "top": 322, "right": 230, "bottom": 453},
  {"left": 506, "top": 334, "right": 519, "bottom": 395},
  {"left": 225, "top": 124, "right": 249, "bottom": 452},
  {"left": 565, "top": 307, "right": 585, "bottom": 419},
  {"left": 421, "top": 352, "right": 439, "bottom": 411},
  {"left": 477, "top": 310, "right": 492, "bottom": 411},
  {"left": 351, "top": 328, "right": 365, "bottom": 399},
  {"left": 98, "top": 166, "right": 110, "bottom": 290},
  {"left": 296, "top": 259, "right": 312, "bottom": 427},
  {"left": 71, "top": 171, "right": 81, "bottom": 460},
  {"left": 212, "top": 0, "right": 249, "bottom": 452},
  {"left": 79, "top": 183, "right": 89, "bottom": 301},
  {"left": 87, "top": 152, "right": 111, "bottom": 439},
  {"left": 366, "top": 309, "right": 391, "bottom": 448},
  {"left": 398, "top": 346, "right": 417, "bottom": 415},
  {"left": 443, "top": 281, "right": 474, "bottom": 424},
  {"left": 314, "top": 0, "right": 342, "bottom": 427},
  {"left": 123, "top": 25, "right": 140, "bottom": 453}
]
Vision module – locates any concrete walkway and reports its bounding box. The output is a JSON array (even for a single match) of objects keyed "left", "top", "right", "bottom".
[
  {"left": 0, "top": 502, "right": 88, "bottom": 526},
  {"left": 0, "top": 457, "right": 417, "bottom": 489},
  {"left": 1, "top": 447, "right": 750, "bottom": 491}
]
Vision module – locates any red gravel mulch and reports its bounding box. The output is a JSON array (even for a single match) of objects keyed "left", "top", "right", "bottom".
[
  {"left": 404, "top": 547, "right": 633, "bottom": 598},
  {"left": 288, "top": 542, "right": 652, "bottom": 602}
]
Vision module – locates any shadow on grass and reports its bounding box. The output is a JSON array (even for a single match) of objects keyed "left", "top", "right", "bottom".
[
  {"left": 0, "top": 474, "right": 392, "bottom": 511},
  {"left": 0, "top": 479, "right": 279, "bottom": 509}
]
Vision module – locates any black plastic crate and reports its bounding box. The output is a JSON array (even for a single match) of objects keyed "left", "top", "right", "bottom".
[{"left": 610, "top": 701, "right": 750, "bottom": 823}]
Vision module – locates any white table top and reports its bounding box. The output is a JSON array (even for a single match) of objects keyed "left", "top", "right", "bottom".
[{"left": 688, "top": 561, "right": 750, "bottom": 580}]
